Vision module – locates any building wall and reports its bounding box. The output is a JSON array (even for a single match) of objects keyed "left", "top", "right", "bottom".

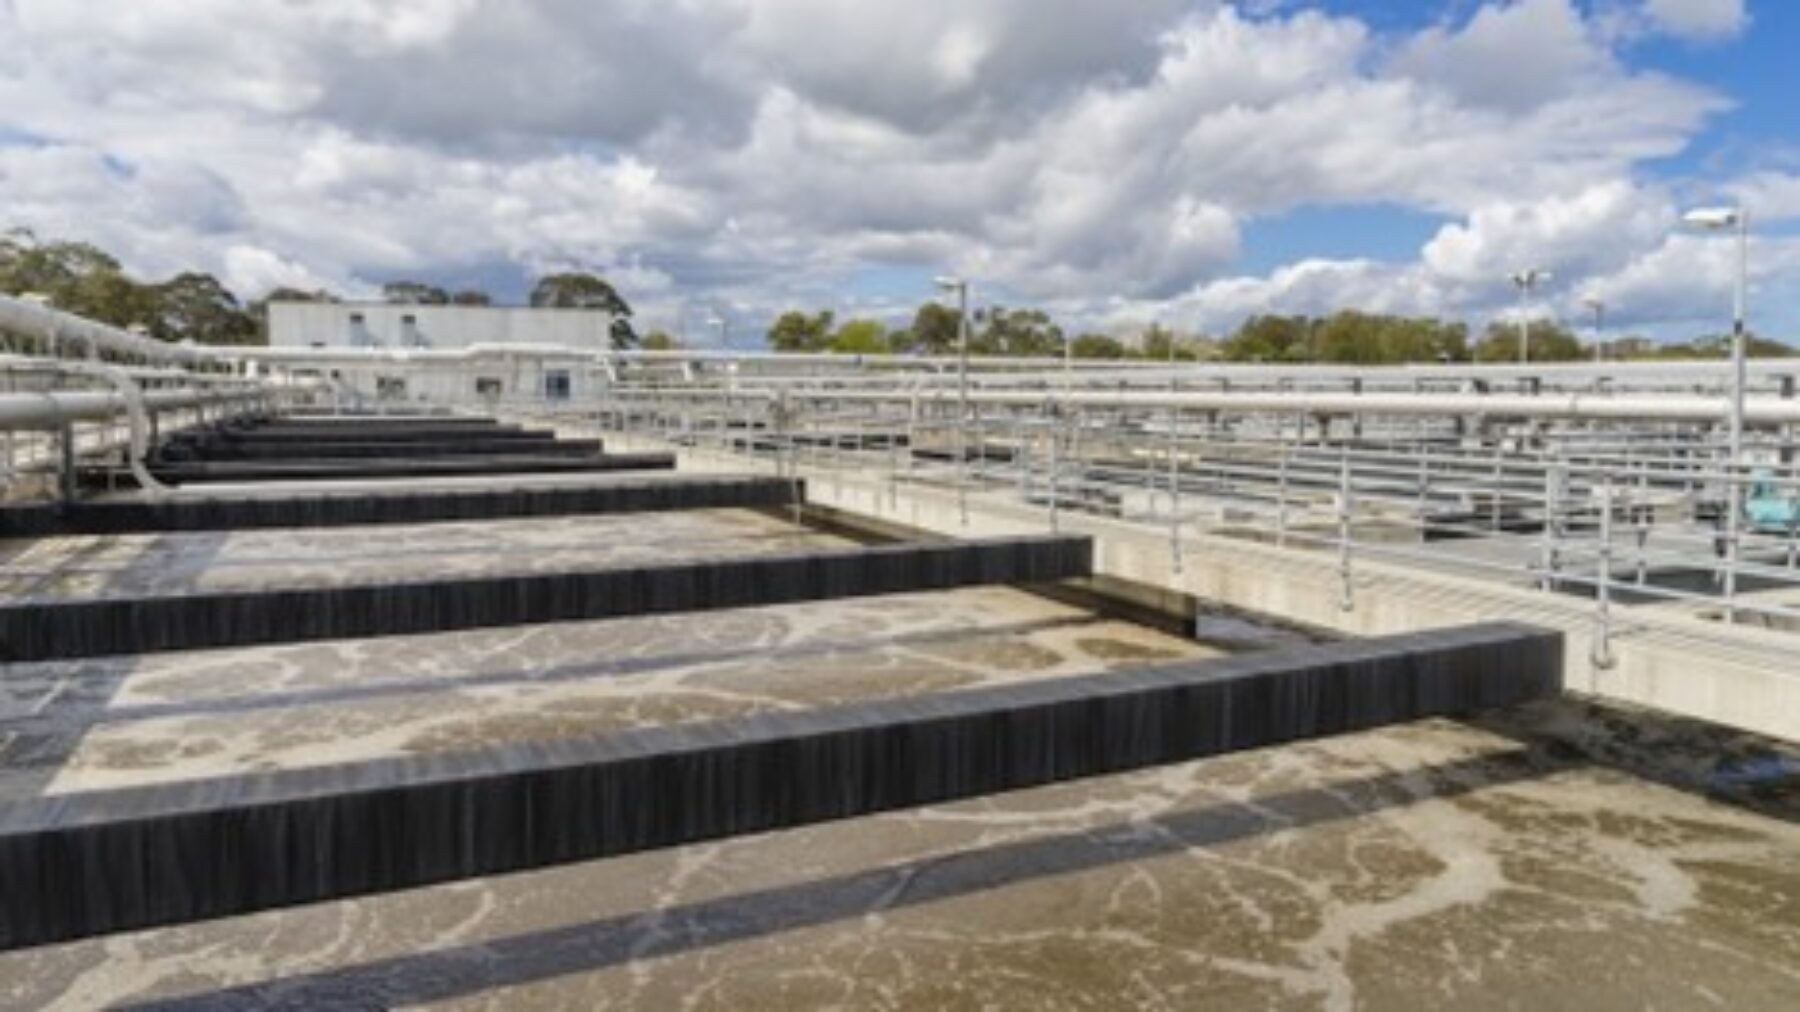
[{"left": 269, "top": 302, "right": 615, "bottom": 351}]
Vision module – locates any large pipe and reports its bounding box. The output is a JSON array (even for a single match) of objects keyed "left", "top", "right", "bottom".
[
  {"left": 0, "top": 295, "right": 229, "bottom": 366},
  {"left": 610, "top": 385, "right": 1800, "bottom": 426},
  {"left": 0, "top": 388, "right": 263, "bottom": 429}
]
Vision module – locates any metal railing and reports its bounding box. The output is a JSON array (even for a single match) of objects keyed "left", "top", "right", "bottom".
[{"left": 558, "top": 381, "right": 1800, "bottom": 656}]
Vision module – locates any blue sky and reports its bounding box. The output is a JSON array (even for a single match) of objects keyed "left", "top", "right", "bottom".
[{"left": 1, "top": 0, "right": 1794, "bottom": 342}]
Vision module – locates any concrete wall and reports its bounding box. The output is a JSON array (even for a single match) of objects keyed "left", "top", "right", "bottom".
[{"left": 585, "top": 427, "right": 1800, "bottom": 744}]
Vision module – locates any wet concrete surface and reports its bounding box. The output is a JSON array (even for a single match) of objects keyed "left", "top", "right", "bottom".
[
  {"left": 0, "top": 698, "right": 1794, "bottom": 1010},
  {"left": 0, "top": 509, "right": 843, "bottom": 602},
  {"left": 0, "top": 585, "right": 1203, "bottom": 799}
]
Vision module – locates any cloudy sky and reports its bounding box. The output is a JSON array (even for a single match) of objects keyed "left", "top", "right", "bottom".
[{"left": 1, "top": 0, "right": 1794, "bottom": 343}]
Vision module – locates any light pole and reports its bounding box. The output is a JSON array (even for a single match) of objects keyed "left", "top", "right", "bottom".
[
  {"left": 934, "top": 276, "right": 972, "bottom": 521},
  {"left": 1583, "top": 297, "right": 1605, "bottom": 363},
  {"left": 1510, "top": 268, "right": 1552, "bottom": 365},
  {"left": 1681, "top": 206, "right": 1750, "bottom": 469},
  {"left": 1682, "top": 205, "right": 1750, "bottom": 617},
  {"left": 707, "top": 315, "right": 729, "bottom": 350},
  {"left": 933, "top": 275, "right": 971, "bottom": 426}
]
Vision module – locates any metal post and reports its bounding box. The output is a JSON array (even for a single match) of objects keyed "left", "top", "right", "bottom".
[
  {"left": 1048, "top": 406, "right": 1061, "bottom": 533},
  {"left": 1337, "top": 449, "right": 1355, "bottom": 612},
  {"left": 1539, "top": 462, "right": 1562, "bottom": 592},
  {"left": 1518, "top": 280, "right": 1531, "bottom": 365},
  {"left": 1276, "top": 445, "right": 1290, "bottom": 549},
  {"left": 1723, "top": 211, "right": 1748, "bottom": 620},
  {"left": 955, "top": 283, "right": 971, "bottom": 526},
  {"left": 58, "top": 421, "right": 76, "bottom": 505},
  {"left": 1593, "top": 479, "right": 1616, "bottom": 669},
  {"left": 1168, "top": 407, "right": 1183, "bottom": 574}
]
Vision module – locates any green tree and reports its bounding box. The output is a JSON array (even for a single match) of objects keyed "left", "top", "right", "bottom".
[
  {"left": 1473, "top": 320, "right": 1584, "bottom": 363},
  {"left": 1311, "top": 312, "right": 1467, "bottom": 364},
  {"left": 1221, "top": 315, "right": 1314, "bottom": 362},
  {"left": 0, "top": 237, "right": 121, "bottom": 297},
  {"left": 450, "top": 289, "right": 492, "bottom": 306},
  {"left": 149, "top": 272, "right": 258, "bottom": 345},
  {"left": 830, "top": 318, "right": 890, "bottom": 354},
  {"left": 640, "top": 329, "right": 681, "bottom": 351},
  {"left": 529, "top": 272, "right": 632, "bottom": 314},
  {"left": 528, "top": 271, "right": 637, "bottom": 349},
  {"left": 1647, "top": 333, "right": 1795, "bottom": 359},
  {"left": 767, "top": 309, "right": 835, "bottom": 352},
  {"left": 1070, "top": 333, "right": 1126, "bottom": 359},
  {"left": 57, "top": 268, "right": 157, "bottom": 330},
  {"left": 898, "top": 301, "right": 963, "bottom": 355},
  {"left": 0, "top": 237, "right": 156, "bottom": 330},
  {"left": 1139, "top": 323, "right": 1211, "bottom": 362},
  {"left": 974, "top": 306, "right": 1062, "bottom": 357}
]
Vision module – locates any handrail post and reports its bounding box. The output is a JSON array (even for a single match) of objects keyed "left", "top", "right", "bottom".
[
  {"left": 1168, "top": 407, "right": 1183, "bottom": 574},
  {"left": 58, "top": 420, "right": 76, "bottom": 505},
  {"left": 1338, "top": 449, "right": 1355, "bottom": 613},
  {"left": 1594, "top": 479, "right": 1617, "bottom": 669}
]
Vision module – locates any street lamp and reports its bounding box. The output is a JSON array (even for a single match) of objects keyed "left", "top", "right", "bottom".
[
  {"left": 1509, "top": 268, "right": 1553, "bottom": 365},
  {"left": 707, "top": 314, "right": 729, "bottom": 350},
  {"left": 935, "top": 276, "right": 973, "bottom": 521},
  {"left": 1681, "top": 205, "right": 1749, "bottom": 470},
  {"left": 933, "top": 276, "right": 971, "bottom": 423},
  {"left": 1682, "top": 204, "right": 1751, "bottom": 618},
  {"left": 1583, "top": 297, "right": 1605, "bottom": 363}
]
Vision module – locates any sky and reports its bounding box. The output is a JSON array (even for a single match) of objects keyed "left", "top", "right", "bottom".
[{"left": 1, "top": 0, "right": 1796, "bottom": 345}]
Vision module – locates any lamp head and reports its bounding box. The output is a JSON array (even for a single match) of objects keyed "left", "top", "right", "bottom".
[
  {"left": 1682, "top": 206, "right": 1740, "bottom": 230},
  {"left": 933, "top": 275, "right": 964, "bottom": 291}
]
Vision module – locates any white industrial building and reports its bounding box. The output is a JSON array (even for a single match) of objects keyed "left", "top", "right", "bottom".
[
  {"left": 268, "top": 301, "right": 617, "bottom": 352},
  {"left": 262, "top": 302, "right": 617, "bottom": 407}
]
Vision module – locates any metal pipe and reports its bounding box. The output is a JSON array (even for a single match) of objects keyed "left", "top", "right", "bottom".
[
  {"left": 0, "top": 296, "right": 221, "bottom": 366},
  {"left": 0, "top": 388, "right": 261, "bottom": 429},
  {"left": 608, "top": 385, "right": 1800, "bottom": 426}
]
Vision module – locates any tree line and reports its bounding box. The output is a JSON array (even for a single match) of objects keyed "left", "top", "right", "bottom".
[
  {"left": 4, "top": 228, "right": 1786, "bottom": 361},
  {"left": 0, "top": 229, "right": 639, "bottom": 347},
  {"left": 762, "top": 304, "right": 1795, "bottom": 363}
]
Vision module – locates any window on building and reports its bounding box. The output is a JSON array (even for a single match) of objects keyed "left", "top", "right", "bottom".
[
  {"left": 544, "top": 370, "right": 571, "bottom": 401},
  {"left": 475, "top": 377, "right": 504, "bottom": 398},
  {"left": 376, "top": 376, "right": 407, "bottom": 399}
]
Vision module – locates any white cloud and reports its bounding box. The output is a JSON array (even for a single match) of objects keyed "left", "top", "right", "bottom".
[
  {"left": 1394, "top": 0, "right": 1604, "bottom": 111},
  {"left": 1421, "top": 181, "right": 1675, "bottom": 284},
  {"left": 1641, "top": 0, "right": 1748, "bottom": 41},
  {"left": 0, "top": 0, "right": 1769, "bottom": 334}
]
